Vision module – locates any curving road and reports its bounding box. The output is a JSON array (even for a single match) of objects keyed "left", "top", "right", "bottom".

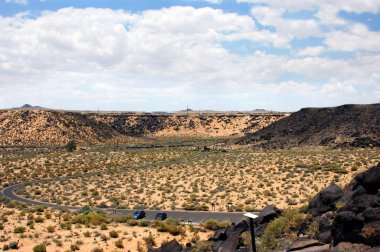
[{"left": 2, "top": 182, "right": 251, "bottom": 224}]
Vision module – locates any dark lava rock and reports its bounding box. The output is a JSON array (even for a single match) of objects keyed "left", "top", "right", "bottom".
[
  {"left": 330, "top": 242, "right": 380, "bottom": 252},
  {"left": 209, "top": 229, "right": 227, "bottom": 241},
  {"left": 218, "top": 232, "right": 242, "bottom": 252},
  {"left": 309, "top": 184, "right": 344, "bottom": 216},
  {"left": 148, "top": 239, "right": 182, "bottom": 252},
  {"left": 254, "top": 205, "right": 282, "bottom": 236},
  {"left": 256, "top": 205, "right": 282, "bottom": 225},
  {"left": 332, "top": 211, "right": 365, "bottom": 245},
  {"left": 355, "top": 163, "right": 380, "bottom": 194},
  {"left": 288, "top": 238, "right": 323, "bottom": 251}
]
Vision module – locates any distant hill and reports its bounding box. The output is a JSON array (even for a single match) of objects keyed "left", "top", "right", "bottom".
[
  {"left": 90, "top": 113, "right": 287, "bottom": 137},
  {"left": 238, "top": 104, "right": 380, "bottom": 148},
  {"left": 0, "top": 110, "right": 287, "bottom": 147},
  {"left": 0, "top": 110, "right": 129, "bottom": 147},
  {"left": 11, "top": 104, "right": 49, "bottom": 110}
]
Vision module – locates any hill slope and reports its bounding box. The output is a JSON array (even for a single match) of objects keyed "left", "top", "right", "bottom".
[
  {"left": 0, "top": 110, "right": 126, "bottom": 147},
  {"left": 238, "top": 104, "right": 380, "bottom": 148},
  {"left": 90, "top": 113, "right": 287, "bottom": 137},
  {"left": 0, "top": 110, "right": 287, "bottom": 146}
]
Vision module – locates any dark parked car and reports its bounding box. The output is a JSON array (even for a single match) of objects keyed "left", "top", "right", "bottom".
[
  {"left": 155, "top": 212, "right": 167, "bottom": 220},
  {"left": 133, "top": 210, "right": 146, "bottom": 220}
]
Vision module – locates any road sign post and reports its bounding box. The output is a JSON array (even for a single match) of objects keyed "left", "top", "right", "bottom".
[{"left": 244, "top": 213, "right": 259, "bottom": 252}]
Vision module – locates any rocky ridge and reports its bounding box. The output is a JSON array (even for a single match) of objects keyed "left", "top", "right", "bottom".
[{"left": 238, "top": 104, "right": 380, "bottom": 148}]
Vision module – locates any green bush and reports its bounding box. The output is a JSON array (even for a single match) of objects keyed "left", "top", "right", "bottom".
[
  {"left": 65, "top": 140, "right": 77, "bottom": 152},
  {"left": 109, "top": 230, "right": 118, "bottom": 238},
  {"left": 152, "top": 219, "right": 184, "bottom": 236},
  {"left": 143, "top": 233, "right": 156, "bottom": 247},
  {"left": 115, "top": 239, "right": 124, "bottom": 248},
  {"left": 47, "top": 226, "right": 55, "bottom": 233},
  {"left": 92, "top": 248, "right": 104, "bottom": 252},
  {"left": 259, "top": 209, "right": 306, "bottom": 252},
  {"left": 201, "top": 219, "right": 230, "bottom": 231},
  {"left": 33, "top": 243, "right": 46, "bottom": 252},
  {"left": 14, "top": 226, "right": 26, "bottom": 233},
  {"left": 114, "top": 214, "right": 132, "bottom": 223},
  {"left": 71, "top": 212, "right": 107, "bottom": 226},
  {"left": 138, "top": 220, "right": 150, "bottom": 227}
]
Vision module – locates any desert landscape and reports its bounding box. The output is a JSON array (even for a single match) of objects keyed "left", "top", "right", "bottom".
[{"left": 1, "top": 103, "right": 380, "bottom": 251}]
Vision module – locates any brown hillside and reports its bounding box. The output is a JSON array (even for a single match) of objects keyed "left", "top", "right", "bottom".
[
  {"left": 0, "top": 110, "right": 126, "bottom": 147},
  {"left": 0, "top": 110, "right": 287, "bottom": 146},
  {"left": 238, "top": 103, "right": 380, "bottom": 148},
  {"left": 90, "top": 113, "right": 288, "bottom": 137}
]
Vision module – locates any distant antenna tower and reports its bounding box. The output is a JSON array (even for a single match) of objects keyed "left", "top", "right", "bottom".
[{"left": 186, "top": 105, "right": 189, "bottom": 116}]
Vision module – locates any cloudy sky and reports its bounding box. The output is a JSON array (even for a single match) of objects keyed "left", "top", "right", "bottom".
[{"left": 0, "top": 0, "right": 379, "bottom": 111}]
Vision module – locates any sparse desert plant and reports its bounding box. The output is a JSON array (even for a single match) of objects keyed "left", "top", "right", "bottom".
[
  {"left": 14, "top": 226, "right": 26, "bottom": 233},
  {"left": 33, "top": 243, "right": 46, "bottom": 252},
  {"left": 109, "top": 230, "right": 118, "bottom": 238},
  {"left": 259, "top": 209, "right": 306, "bottom": 252},
  {"left": 115, "top": 239, "right": 124, "bottom": 248},
  {"left": 143, "top": 233, "right": 156, "bottom": 247},
  {"left": 65, "top": 140, "right": 77, "bottom": 152},
  {"left": 201, "top": 219, "right": 230, "bottom": 231},
  {"left": 47, "top": 226, "right": 55, "bottom": 233}
]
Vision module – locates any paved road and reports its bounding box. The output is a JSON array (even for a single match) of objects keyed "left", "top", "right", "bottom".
[{"left": 2, "top": 183, "right": 252, "bottom": 224}]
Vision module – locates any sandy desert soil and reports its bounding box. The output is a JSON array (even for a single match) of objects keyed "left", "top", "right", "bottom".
[
  {"left": 8, "top": 146, "right": 379, "bottom": 211},
  {"left": 0, "top": 205, "right": 212, "bottom": 252}
]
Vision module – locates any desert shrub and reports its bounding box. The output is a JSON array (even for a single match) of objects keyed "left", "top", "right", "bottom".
[
  {"left": 306, "top": 221, "right": 319, "bottom": 239},
  {"left": 33, "top": 243, "right": 46, "bottom": 252},
  {"left": 34, "top": 216, "right": 44, "bottom": 223},
  {"left": 70, "top": 244, "right": 80, "bottom": 251},
  {"left": 71, "top": 212, "right": 107, "bottom": 226},
  {"left": 201, "top": 219, "right": 230, "bottom": 231},
  {"left": 14, "top": 226, "right": 26, "bottom": 233},
  {"left": 114, "top": 214, "right": 132, "bottom": 223},
  {"left": 138, "top": 220, "right": 149, "bottom": 227},
  {"left": 84, "top": 231, "right": 91, "bottom": 237},
  {"left": 128, "top": 219, "right": 139, "bottom": 226},
  {"left": 92, "top": 248, "right": 104, "bottom": 252},
  {"left": 65, "top": 140, "right": 77, "bottom": 152},
  {"left": 109, "top": 230, "right": 118, "bottom": 238},
  {"left": 143, "top": 233, "right": 156, "bottom": 247},
  {"left": 60, "top": 222, "right": 72, "bottom": 230},
  {"left": 115, "top": 239, "right": 124, "bottom": 248},
  {"left": 152, "top": 218, "right": 184, "bottom": 236},
  {"left": 53, "top": 239, "right": 63, "bottom": 247},
  {"left": 47, "top": 226, "right": 55, "bottom": 233},
  {"left": 259, "top": 209, "right": 306, "bottom": 252},
  {"left": 193, "top": 241, "right": 213, "bottom": 251}
]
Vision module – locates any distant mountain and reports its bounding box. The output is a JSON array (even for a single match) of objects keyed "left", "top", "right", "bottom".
[
  {"left": 13, "top": 104, "right": 49, "bottom": 110},
  {"left": 238, "top": 104, "right": 380, "bottom": 148}
]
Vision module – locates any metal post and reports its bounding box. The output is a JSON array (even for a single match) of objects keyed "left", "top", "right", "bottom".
[{"left": 249, "top": 218, "right": 257, "bottom": 252}]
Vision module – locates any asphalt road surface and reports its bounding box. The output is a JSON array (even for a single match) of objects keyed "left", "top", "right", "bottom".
[{"left": 2, "top": 183, "right": 254, "bottom": 224}]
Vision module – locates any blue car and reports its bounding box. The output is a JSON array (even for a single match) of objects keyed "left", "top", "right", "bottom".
[
  {"left": 133, "top": 210, "right": 146, "bottom": 220},
  {"left": 155, "top": 212, "right": 167, "bottom": 220}
]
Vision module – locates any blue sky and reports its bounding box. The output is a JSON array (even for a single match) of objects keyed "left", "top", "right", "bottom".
[{"left": 0, "top": 0, "right": 379, "bottom": 111}]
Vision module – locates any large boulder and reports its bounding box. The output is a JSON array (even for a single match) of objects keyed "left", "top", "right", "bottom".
[
  {"left": 148, "top": 240, "right": 183, "bottom": 252},
  {"left": 253, "top": 205, "right": 282, "bottom": 236},
  {"left": 309, "top": 184, "right": 344, "bottom": 216},
  {"left": 218, "top": 232, "right": 242, "bottom": 252},
  {"left": 354, "top": 163, "right": 380, "bottom": 194}
]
